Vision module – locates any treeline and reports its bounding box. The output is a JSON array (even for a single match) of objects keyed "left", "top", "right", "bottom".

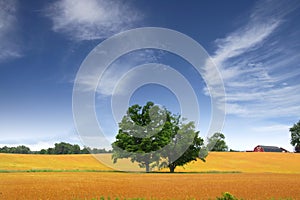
[
  {"left": 0, "top": 142, "right": 112, "bottom": 154},
  {"left": 0, "top": 145, "right": 31, "bottom": 154}
]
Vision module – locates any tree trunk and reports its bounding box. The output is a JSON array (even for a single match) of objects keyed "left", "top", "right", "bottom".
[
  {"left": 145, "top": 163, "right": 150, "bottom": 173},
  {"left": 169, "top": 164, "right": 176, "bottom": 173}
]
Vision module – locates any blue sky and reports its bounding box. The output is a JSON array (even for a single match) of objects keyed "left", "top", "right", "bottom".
[{"left": 1, "top": 0, "right": 300, "bottom": 151}]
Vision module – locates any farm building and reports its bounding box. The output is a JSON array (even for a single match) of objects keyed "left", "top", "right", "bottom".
[{"left": 253, "top": 145, "right": 288, "bottom": 152}]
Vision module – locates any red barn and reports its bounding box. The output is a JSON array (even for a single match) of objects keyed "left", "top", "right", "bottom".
[{"left": 254, "top": 145, "right": 288, "bottom": 152}]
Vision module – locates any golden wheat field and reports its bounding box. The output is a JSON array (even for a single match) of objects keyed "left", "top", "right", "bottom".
[
  {"left": 1, "top": 152, "right": 300, "bottom": 173},
  {"left": 0, "top": 172, "right": 300, "bottom": 199},
  {"left": 1, "top": 152, "right": 300, "bottom": 199},
  {"left": 165, "top": 152, "right": 300, "bottom": 173}
]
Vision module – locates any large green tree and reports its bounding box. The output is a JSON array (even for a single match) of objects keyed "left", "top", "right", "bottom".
[
  {"left": 112, "top": 102, "right": 207, "bottom": 173},
  {"left": 207, "top": 132, "right": 228, "bottom": 152},
  {"left": 290, "top": 120, "right": 300, "bottom": 153},
  {"left": 112, "top": 102, "right": 171, "bottom": 172}
]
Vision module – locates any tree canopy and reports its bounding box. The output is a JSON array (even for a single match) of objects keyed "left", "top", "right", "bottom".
[
  {"left": 112, "top": 102, "right": 171, "bottom": 172},
  {"left": 290, "top": 120, "right": 300, "bottom": 153},
  {"left": 112, "top": 101, "right": 207, "bottom": 172},
  {"left": 40, "top": 143, "right": 112, "bottom": 154},
  {"left": 0, "top": 142, "right": 111, "bottom": 154},
  {"left": 207, "top": 132, "right": 228, "bottom": 152},
  {"left": 158, "top": 115, "right": 207, "bottom": 172},
  {"left": 0, "top": 145, "right": 30, "bottom": 154}
]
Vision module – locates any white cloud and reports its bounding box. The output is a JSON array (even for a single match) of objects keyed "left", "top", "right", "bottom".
[
  {"left": 252, "top": 124, "right": 291, "bottom": 134},
  {"left": 75, "top": 50, "right": 161, "bottom": 96},
  {"left": 0, "top": 0, "right": 21, "bottom": 61},
  {"left": 46, "top": 0, "right": 142, "bottom": 41},
  {"left": 204, "top": 0, "right": 300, "bottom": 119},
  {"left": 213, "top": 21, "right": 281, "bottom": 67}
]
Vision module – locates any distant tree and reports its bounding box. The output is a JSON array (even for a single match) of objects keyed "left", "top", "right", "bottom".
[
  {"left": 47, "top": 147, "right": 55, "bottom": 154},
  {"left": 0, "top": 146, "right": 9, "bottom": 153},
  {"left": 112, "top": 102, "right": 171, "bottom": 172},
  {"left": 15, "top": 145, "right": 31, "bottom": 154},
  {"left": 290, "top": 120, "right": 300, "bottom": 153},
  {"left": 72, "top": 144, "right": 81, "bottom": 154},
  {"left": 207, "top": 132, "right": 228, "bottom": 151},
  {"left": 54, "top": 142, "right": 75, "bottom": 154},
  {"left": 81, "top": 146, "right": 91, "bottom": 154},
  {"left": 9, "top": 147, "right": 17, "bottom": 153},
  {"left": 40, "top": 149, "right": 47, "bottom": 154},
  {"left": 0, "top": 145, "right": 30, "bottom": 154},
  {"left": 1, "top": 143, "right": 112, "bottom": 154}
]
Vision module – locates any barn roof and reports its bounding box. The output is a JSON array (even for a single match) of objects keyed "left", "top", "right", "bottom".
[{"left": 257, "top": 145, "right": 283, "bottom": 152}]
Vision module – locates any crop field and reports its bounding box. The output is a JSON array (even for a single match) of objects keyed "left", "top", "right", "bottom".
[
  {"left": 0, "top": 153, "right": 112, "bottom": 171},
  {"left": 164, "top": 152, "right": 300, "bottom": 173},
  {"left": 1, "top": 152, "right": 300, "bottom": 199},
  {"left": 1, "top": 152, "right": 300, "bottom": 173},
  {"left": 0, "top": 172, "right": 300, "bottom": 199}
]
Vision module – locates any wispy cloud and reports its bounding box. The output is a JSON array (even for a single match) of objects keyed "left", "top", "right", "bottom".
[
  {"left": 213, "top": 21, "right": 281, "bottom": 67},
  {"left": 45, "top": 0, "right": 142, "bottom": 41},
  {"left": 205, "top": 0, "right": 300, "bottom": 119},
  {"left": 252, "top": 124, "right": 291, "bottom": 134},
  {"left": 0, "top": 0, "right": 21, "bottom": 62},
  {"left": 75, "top": 50, "right": 161, "bottom": 96}
]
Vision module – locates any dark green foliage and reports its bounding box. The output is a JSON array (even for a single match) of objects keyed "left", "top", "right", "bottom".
[
  {"left": 0, "top": 142, "right": 111, "bottom": 154},
  {"left": 39, "top": 149, "right": 47, "bottom": 154},
  {"left": 112, "top": 102, "right": 170, "bottom": 172},
  {"left": 168, "top": 130, "right": 206, "bottom": 172},
  {"left": 207, "top": 132, "right": 228, "bottom": 152},
  {"left": 290, "top": 120, "right": 300, "bottom": 153},
  {"left": 0, "top": 145, "right": 30, "bottom": 154},
  {"left": 73, "top": 144, "right": 81, "bottom": 154},
  {"left": 81, "top": 146, "right": 91, "bottom": 154},
  {"left": 46, "top": 147, "right": 55, "bottom": 154},
  {"left": 159, "top": 118, "right": 207, "bottom": 173},
  {"left": 112, "top": 101, "right": 207, "bottom": 173},
  {"left": 216, "top": 192, "right": 241, "bottom": 200},
  {"left": 40, "top": 143, "right": 112, "bottom": 154},
  {"left": 54, "top": 142, "right": 75, "bottom": 154}
]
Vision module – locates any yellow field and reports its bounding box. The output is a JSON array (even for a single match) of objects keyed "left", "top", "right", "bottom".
[
  {"left": 0, "top": 153, "right": 112, "bottom": 171},
  {"left": 0, "top": 172, "right": 299, "bottom": 199},
  {"left": 1, "top": 152, "right": 300, "bottom": 199},
  {"left": 167, "top": 152, "right": 300, "bottom": 173},
  {"left": 1, "top": 152, "right": 300, "bottom": 173}
]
